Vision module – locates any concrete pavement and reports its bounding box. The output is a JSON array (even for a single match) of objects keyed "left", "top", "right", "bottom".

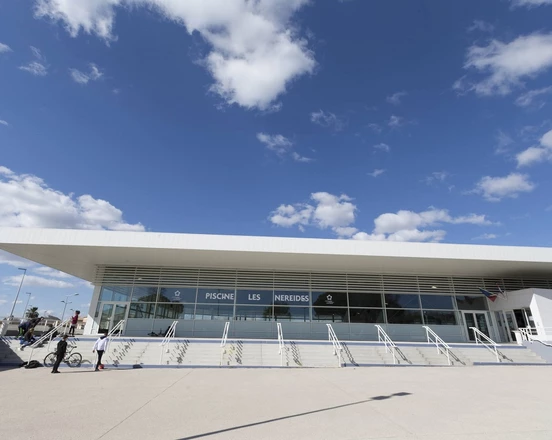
[{"left": 1, "top": 366, "right": 551, "bottom": 440}]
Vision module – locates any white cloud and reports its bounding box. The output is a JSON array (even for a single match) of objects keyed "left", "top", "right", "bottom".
[
  {"left": 373, "top": 143, "right": 390, "bottom": 153},
  {"left": 310, "top": 110, "right": 345, "bottom": 131},
  {"left": 291, "top": 152, "right": 313, "bottom": 163},
  {"left": 511, "top": 0, "right": 552, "bottom": 6},
  {"left": 473, "top": 173, "right": 536, "bottom": 201},
  {"left": 386, "top": 91, "right": 407, "bottom": 105},
  {"left": 458, "top": 33, "right": 552, "bottom": 96},
  {"left": 472, "top": 233, "right": 498, "bottom": 240},
  {"left": 0, "top": 42, "right": 12, "bottom": 53},
  {"left": 388, "top": 115, "right": 404, "bottom": 127},
  {"left": 0, "top": 166, "right": 144, "bottom": 230},
  {"left": 270, "top": 193, "right": 493, "bottom": 242},
  {"left": 424, "top": 171, "right": 449, "bottom": 185},
  {"left": 34, "top": 0, "right": 316, "bottom": 110},
  {"left": 516, "top": 86, "right": 552, "bottom": 108},
  {"left": 19, "top": 45, "right": 49, "bottom": 76},
  {"left": 516, "top": 129, "right": 552, "bottom": 166},
  {"left": 32, "top": 267, "right": 72, "bottom": 279},
  {"left": 367, "top": 123, "right": 382, "bottom": 133},
  {"left": 368, "top": 169, "right": 385, "bottom": 178},
  {"left": 468, "top": 20, "right": 494, "bottom": 33},
  {"left": 3, "top": 274, "right": 74, "bottom": 288},
  {"left": 257, "top": 133, "right": 292, "bottom": 155},
  {"left": 495, "top": 130, "right": 514, "bottom": 154},
  {"left": 0, "top": 120, "right": 8, "bottom": 127},
  {"left": 19, "top": 61, "right": 48, "bottom": 76},
  {"left": 69, "top": 63, "right": 104, "bottom": 84}
]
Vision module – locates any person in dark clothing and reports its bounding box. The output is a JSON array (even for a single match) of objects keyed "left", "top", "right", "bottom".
[
  {"left": 69, "top": 311, "right": 80, "bottom": 336},
  {"left": 52, "top": 334, "right": 69, "bottom": 374}
]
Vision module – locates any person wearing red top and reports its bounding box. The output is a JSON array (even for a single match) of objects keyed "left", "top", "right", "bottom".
[{"left": 69, "top": 310, "right": 80, "bottom": 336}]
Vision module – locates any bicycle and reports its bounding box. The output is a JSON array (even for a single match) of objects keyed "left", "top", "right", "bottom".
[{"left": 43, "top": 344, "right": 82, "bottom": 368}]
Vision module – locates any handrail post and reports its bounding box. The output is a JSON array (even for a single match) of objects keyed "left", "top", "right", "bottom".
[
  {"left": 277, "top": 323, "right": 284, "bottom": 366},
  {"left": 376, "top": 325, "right": 398, "bottom": 365},
  {"left": 219, "top": 321, "right": 230, "bottom": 366}
]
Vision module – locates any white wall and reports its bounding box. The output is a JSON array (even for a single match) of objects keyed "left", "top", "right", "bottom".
[
  {"left": 530, "top": 289, "right": 552, "bottom": 338},
  {"left": 488, "top": 288, "right": 533, "bottom": 312}
]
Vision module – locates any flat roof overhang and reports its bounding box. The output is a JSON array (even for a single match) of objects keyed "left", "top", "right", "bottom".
[{"left": 0, "top": 228, "right": 551, "bottom": 282}]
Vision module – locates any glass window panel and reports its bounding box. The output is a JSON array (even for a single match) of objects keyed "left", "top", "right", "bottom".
[
  {"left": 348, "top": 293, "right": 382, "bottom": 308},
  {"left": 197, "top": 288, "right": 235, "bottom": 304},
  {"left": 456, "top": 296, "right": 488, "bottom": 310},
  {"left": 312, "top": 307, "right": 349, "bottom": 323},
  {"left": 423, "top": 310, "right": 457, "bottom": 325},
  {"left": 349, "top": 308, "right": 385, "bottom": 323},
  {"left": 99, "top": 286, "right": 132, "bottom": 302},
  {"left": 158, "top": 287, "right": 197, "bottom": 303},
  {"left": 349, "top": 309, "right": 385, "bottom": 323},
  {"left": 194, "top": 305, "right": 234, "bottom": 320},
  {"left": 274, "top": 306, "right": 310, "bottom": 322},
  {"left": 234, "top": 305, "right": 274, "bottom": 321},
  {"left": 131, "top": 286, "right": 159, "bottom": 302},
  {"left": 385, "top": 294, "right": 420, "bottom": 309},
  {"left": 236, "top": 290, "right": 274, "bottom": 305},
  {"left": 386, "top": 309, "right": 422, "bottom": 324},
  {"left": 273, "top": 291, "right": 310, "bottom": 306},
  {"left": 420, "top": 295, "right": 454, "bottom": 310},
  {"left": 128, "top": 303, "right": 156, "bottom": 319},
  {"left": 155, "top": 303, "right": 195, "bottom": 320},
  {"left": 312, "top": 291, "right": 347, "bottom": 307}
]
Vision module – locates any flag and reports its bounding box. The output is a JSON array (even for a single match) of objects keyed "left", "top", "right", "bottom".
[{"left": 479, "top": 288, "right": 498, "bottom": 302}]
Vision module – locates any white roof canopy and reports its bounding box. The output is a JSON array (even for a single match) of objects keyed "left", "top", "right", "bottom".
[{"left": 0, "top": 228, "right": 551, "bottom": 282}]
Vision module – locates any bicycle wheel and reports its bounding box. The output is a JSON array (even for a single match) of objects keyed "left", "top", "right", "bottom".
[
  {"left": 66, "top": 352, "right": 82, "bottom": 367},
  {"left": 43, "top": 352, "right": 56, "bottom": 367}
]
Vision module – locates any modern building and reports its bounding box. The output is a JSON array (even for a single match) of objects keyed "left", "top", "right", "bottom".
[{"left": 1, "top": 227, "right": 551, "bottom": 344}]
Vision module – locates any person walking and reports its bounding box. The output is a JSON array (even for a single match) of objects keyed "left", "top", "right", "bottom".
[
  {"left": 52, "top": 334, "right": 69, "bottom": 374},
  {"left": 69, "top": 310, "right": 80, "bottom": 336},
  {"left": 19, "top": 327, "right": 36, "bottom": 350},
  {"left": 93, "top": 332, "right": 108, "bottom": 371}
]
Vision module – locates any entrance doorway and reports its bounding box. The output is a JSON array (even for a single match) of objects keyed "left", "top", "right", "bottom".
[
  {"left": 463, "top": 311, "right": 490, "bottom": 342},
  {"left": 97, "top": 303, "right": 127, "bottom": 334},
  {"left": 495, "top": 311, "right": 512, "bottom": 343}
]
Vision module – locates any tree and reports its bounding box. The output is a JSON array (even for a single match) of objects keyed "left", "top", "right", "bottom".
[{"left": 25, "top": 307, "right": 39, "bottom": 319}]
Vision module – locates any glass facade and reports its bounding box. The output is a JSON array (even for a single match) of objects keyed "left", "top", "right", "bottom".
[{"left": 99, "top": 283, "right": 486, "bottom": 326}]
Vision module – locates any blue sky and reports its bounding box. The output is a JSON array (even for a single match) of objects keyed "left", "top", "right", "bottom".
[{"left": 1, "top": 0, "right": 552, "bottom": 318}]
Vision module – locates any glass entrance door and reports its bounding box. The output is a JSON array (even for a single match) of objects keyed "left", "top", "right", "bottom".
[
  {"left": 463, "top": 311, "right": 490, "bottom": 341},
  {"left": 504, "top": 311, "right": 518, "bottom": 341},
  {"left": 97, "top": 303, "right": 127, "bottom": 334}
]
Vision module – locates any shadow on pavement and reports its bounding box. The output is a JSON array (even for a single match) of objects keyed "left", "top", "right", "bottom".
[{"left": 177, "top": 392, "right": 412, "bottom": 440}]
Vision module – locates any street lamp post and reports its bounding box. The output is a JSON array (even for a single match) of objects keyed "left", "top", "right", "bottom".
[
  {"left": 8, "top": 268, "right": 27, "bottom": 321},
  {"left": 61, "top": 293, "right": 79, "bottom": 321},
  {"left": 23, "top": 292, "right": 32, "bottom": 319}
]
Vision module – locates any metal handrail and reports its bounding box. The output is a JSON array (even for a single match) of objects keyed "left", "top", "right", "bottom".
[
  {"left": 277, "top": 323, "right": 284, "bottom": 366},
  {"left": 219, "top": 322, "right": 230, "bottom": 366},
  {"left": 326, "top": 324, "right": 343, "bottom": 367},
  {"left": 519, "top": 327, "right": 552, "bottom": 342},
  {"left": 375, "top": 325, "right": 397, "bottom": 364},
  {"left": 470, "top": 327, "right": 500, "bottom": 363},
  {"left": 160, "top": 320, "right": 179, "bottom": 365},
  {"left": 108, "top": 320, "right": 125, "bottom": 338},
  {"left": 27, "top": 318, "right": 71, "bottom": 362},
  {"left": 423, "top": 326, "right": 451, "bottom": 366}
]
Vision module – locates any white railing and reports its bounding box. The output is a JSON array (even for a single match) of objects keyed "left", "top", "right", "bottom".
[
  {"left": 519, "top": 327, "right": 552, "bottom": 342},
  {"left": 375, "top": 325, "right": 397, "bottom": 364},
  {"left": 26, "top": 318, "right": 71, "bottom": 362},
  {"left": 108, "top": 320, "right": 125, "bottom": 338},
  {"left": 470, "top": 327, "right": 500, "bottom": 363},
  {"left": 219, "top": 321, "right": 230, "bottom": 366},
  {"left": 277, "top": 323, "right": 284, "bottom": 367},
  {"left": 327, "top": 324, "right": 343, "bottom": 367},
  {"left": 0, "top": 320, "right": 8, "bottom": 337},
  {"left": 159, "top": 320, "right": 179, "bottom": 365},
  {"left": 423, "top": 326, "right": 452, "bottom": 366}
]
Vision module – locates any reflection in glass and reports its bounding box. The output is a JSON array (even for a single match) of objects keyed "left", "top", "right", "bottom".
[
  {"left": 349, "top": 308, "right": 384, "bottom": 323},
  {"left": 348, "top": 293, "right": 382, "bottom": 308},
  {"left": 155, "top": 303, "right": 194, "bottom": 320},
  {"left": 384, "top": 294, "right": 420, "bottom": 309},
  {"left": 423, "top": 310, "right": 457, "bottom": 325},
  {"left": 274, "top": 306, "right": 309, "bottom": 322},
  {"left": 420, "top": 295, "right": 454, "bottom": 310},
  {"left": 456, "top": 296, "right": 488, "bottom": 310},
  {"left": 158, "top": 287, "right": 197, "bottom": 303},
  {"left": 235, "top": 305, "right": 274, "bottom": 321},
  {"left": 312, "top": 307, "right": 349, "bottom": 323},
  {"left": 128, "top": 303, "right": 156, "bottom": 319},
  {"left": 131, "top": 286, "right": 159, "bottom": 302},
  {"left": 386, "top": 309, "right": 422, "bottom": 324},
  {"left": 194, "top": 304, "right": 234, "bottom": 320},
  {"left": 99, "top": 286, "right": 132, "bottom": 302},
  {"left": 312, "top": 291, "right": 347, "bottom": 308}
]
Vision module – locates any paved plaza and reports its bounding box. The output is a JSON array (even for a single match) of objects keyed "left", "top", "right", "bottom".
[{"left": 1, "top": 365, "right": 552, "bottom": 440}]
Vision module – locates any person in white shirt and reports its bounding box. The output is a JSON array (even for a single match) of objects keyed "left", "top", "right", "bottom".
[{"left": 92, "top": 332, "right": 109, "bottom": 371}]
